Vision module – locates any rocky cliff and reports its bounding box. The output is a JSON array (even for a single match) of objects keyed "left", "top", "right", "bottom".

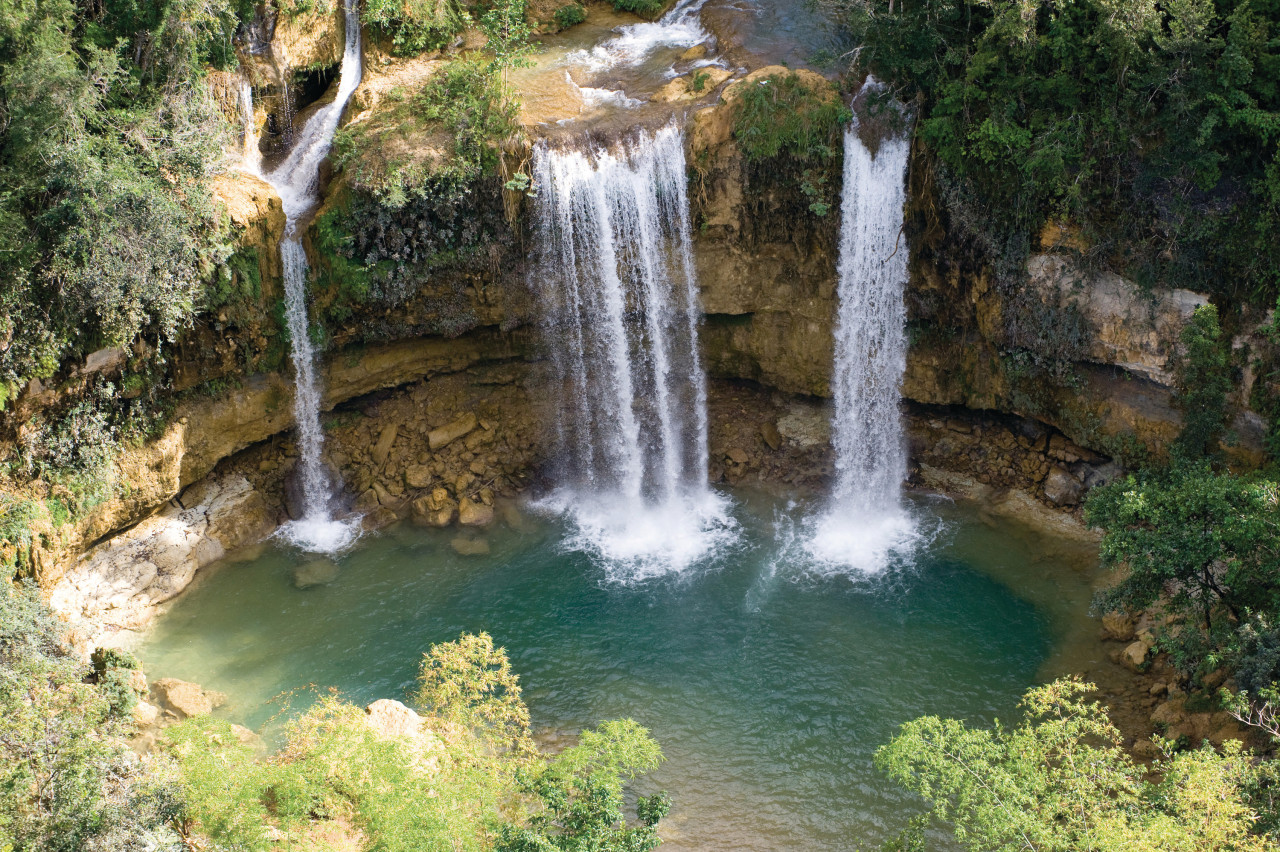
[{"left": 13, "top": 23, "right": 1278, "bottom": 625}]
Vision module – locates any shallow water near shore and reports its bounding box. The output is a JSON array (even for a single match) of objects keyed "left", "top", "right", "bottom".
[{"left": 140, "top": 489, "right": 1111, "bottom": 850}]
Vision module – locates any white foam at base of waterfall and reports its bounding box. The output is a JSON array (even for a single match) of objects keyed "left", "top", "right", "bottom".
[
  {"left": 532, "top": 124, "right": 734, "bottom": 581},
  {"left": 805, "top": 113, "right": 915, "bottom": 574},
  {"left": 266, "top": 0, "right": 364, "bottom": 554}
]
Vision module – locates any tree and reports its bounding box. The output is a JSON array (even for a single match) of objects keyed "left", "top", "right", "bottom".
[
  {"left": 1086, "top": 463, "right": 1280, "bottom": 674},
  {"left": 877, "top": 677, "right": 1274, "bottom": 851}
]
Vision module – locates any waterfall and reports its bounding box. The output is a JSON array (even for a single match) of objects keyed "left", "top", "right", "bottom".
[
  {"left": 532, "top": 124, "right": 732, "bottom": 578},
  {"left": 569, "top": 0, "right": 711, "bottom": 72},
  {"left": 263, "top": 0, "right": 364, "bottom": 553},
  {"left": 806, "top": 114, "right": 916, "bottom": 572},
  {"left": 238, "top": 76, "right": 260, "bottom": 174}
]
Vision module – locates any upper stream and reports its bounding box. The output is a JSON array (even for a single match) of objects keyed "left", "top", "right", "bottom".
[{"left": 140, "top": 491, "right": 1112, "bottom": 851}]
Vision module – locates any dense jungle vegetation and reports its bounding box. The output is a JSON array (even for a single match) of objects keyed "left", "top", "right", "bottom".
[{"left": 835, "top": 0, "right": 1280, "bottom": 305}]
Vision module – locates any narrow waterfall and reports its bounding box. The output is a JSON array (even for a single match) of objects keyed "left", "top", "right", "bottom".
[
  {"left": 806, "top": 115, "right": 915, "bottom": 572},
  {"left": 532, "top": 124, "right": 732, "bottom": 578},
  {"left": 238, "top": 77, "right": 260, "bottom": 173},
  {"left": 263, "top": 0, "right": 364, "bottom": 553}
]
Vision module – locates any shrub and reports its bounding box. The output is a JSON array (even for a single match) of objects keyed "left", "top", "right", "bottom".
[
  {"left": 732, "top": 73, "right": 850, "bottom": 162},
  {"left": 552, "top": 3, "right": 586, "bottom": 29},
  {"left": 1087, "top": 462, "right": 1280, "bottom": 679},
  {"left": 362, "top": 0, "right": 467, "bottom": 55},
  {"left": 612, "top": 0, "right": 664, "bottom": 18},
  {"left": 0, "top": 583, "right": 182, "bottom": 851},
  {"left": 878, "top": 677, "right": 1276, "bottom": 851}
]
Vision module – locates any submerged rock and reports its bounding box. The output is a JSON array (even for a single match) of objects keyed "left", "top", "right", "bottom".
[
  {"left": 293, "top": 559, "right": 340, "bottom": 589},
  {"left": 458, "top": 497, "right": 494, "bottom": 527},
  {"left": 450, "top": 536, "right": 491, "bottom": 556}
]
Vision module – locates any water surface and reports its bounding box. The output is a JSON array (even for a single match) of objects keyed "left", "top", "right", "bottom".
[{"left": 141, "top": 491, "right": 1104, "bottom": 850}]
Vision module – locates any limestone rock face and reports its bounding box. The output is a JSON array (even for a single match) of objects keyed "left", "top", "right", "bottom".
[
  {"left": 272, "top": 3, "right": 345, "bottom": 71},
  {"left": 49, "top": 475, "right": 274, "bottom": 638},
  {"left": 1025, "top": 255, "right": 1207, "bottom": 385},
  {"left": 211, "top": 172, "right": 286, "bottom": 285}
]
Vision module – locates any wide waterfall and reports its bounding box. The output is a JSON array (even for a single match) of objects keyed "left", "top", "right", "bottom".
[
  {"left": 532, "top": 124, "right": 733, "bottom": 578},
  {"left": 263, "top": 0, "right": 364, "bottom": 553},
  {"left": 806, "top": 114, "right": 916, "bottom": 572}
]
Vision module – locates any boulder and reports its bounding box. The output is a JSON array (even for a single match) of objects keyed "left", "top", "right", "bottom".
[
  {"left": 405, "top": 464, "right": 433, "bottom": 489},
  {"left": 1122, "top": 639, "right": 1152, "bottom": 671},
  {"left": 151, "top": 678, "right": 226, "bottom": 720},
  {"left": 428, "top": 413, "right": 478, "bottom": 450},
  {"left": 760, "top": 421, "right": 782, "bottom": 451},
  {"left": 1042, "top": 467, "right": 1084, "bottom": 506},
  {"left": 372, "top": 424, "right": 400, "bottom": 466},
  {"left": 1100, "top": 611, "right": 1136, "bottom": 642},
  {"left": 458, "top": 497, "right": 494, "bottom": 527},
  {"left": 365, "top": 699, "right": 423, "bottom": 740}
]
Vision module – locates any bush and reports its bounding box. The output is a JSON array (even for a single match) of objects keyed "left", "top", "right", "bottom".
[
  {"left": 0, "top": 583, "right": 182, "bottom": 851},
  {"left": 732, "top": 73, "right": 850, "bottom": 162},
  {"left": 1087, "top": 462, "right": 1280, "bottom": 679},
  {"left": 612, "top": 0, "right": 664, "bottom": 17},
  {"left": 552, "top": 3, "right": 586, "bottom": 29},
  {"left": 1174, "top": 304, "right": 1233, "bottom": 461},
  {"left": 878, "top": 677, "right": 1276, "bottom": 850},
  {"left": 362, "top": 0, "right": 467, "bottom": 55},
  {"left": 0, "top": 0, "right": 235, "bottom": 391}
]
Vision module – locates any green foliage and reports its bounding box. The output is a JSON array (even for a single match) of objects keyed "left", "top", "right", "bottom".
[
  {"left": 206, "top": 245, "right": 264, "bottom": 310},
  {"left": 1087, "top": 462, "right": 1280, "bottom": 678},
  {"left": 731, "top": 73, "right": 851, "bottom": 219},
  {"left": 611, "top": 0, "right": 664, "bottom": 18},
  {"left": 1174, "top": 304, "right": 1234, "bottom": 460},
  {"left": 332, "top": 54, "right": 522, "bottom": 204},
  {"left": 495, "top": 719, "right": 668, "bottom": 852},
  {"left": 834, "top": 0, "right": 1280, "bottom": 304},
  {"left": 416, "top": 58, "right": 523, "bottom": 186},
  {"left": 0, "top": 497, "right": 44, "bottom": 573},
  {"left": 414, "top": 630, "right": 536, "bottom": 760},
  {"left": 363, "top": 0, "right": 468, "bottom": 55},
  {"left": 553, "top": 3, "right": 587, "bottom": 29},
  {"left": 0, "top": 582, "right": 182, "bottom": 850},
  {"left": 732, "top": 73, "right": 851, "bottom": 162},
  {"left": 167, "top": 633, "right": 670, "bottom": 851},
  {"left": 0, "top": 0, "right": 236, "bottom": 390},
  {"left": 878, "top": 677, "right": 1273, "bottom": 851}
]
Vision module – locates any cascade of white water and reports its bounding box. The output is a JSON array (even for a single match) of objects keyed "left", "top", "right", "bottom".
[
  {"left": 569, "top": 0, "right": 712, "bottom": 72},
  {"left": 238, "top": 77, "right": 260, "bottom": 174},
  {"left": 807, "top": 106, "right": 916, "bottom": 572},
  {"left": 532, "top": 124, "right": 732, "bottom": 577},
  {"left": 264, "top": 0, "right": 364, "bottom": 553}
]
